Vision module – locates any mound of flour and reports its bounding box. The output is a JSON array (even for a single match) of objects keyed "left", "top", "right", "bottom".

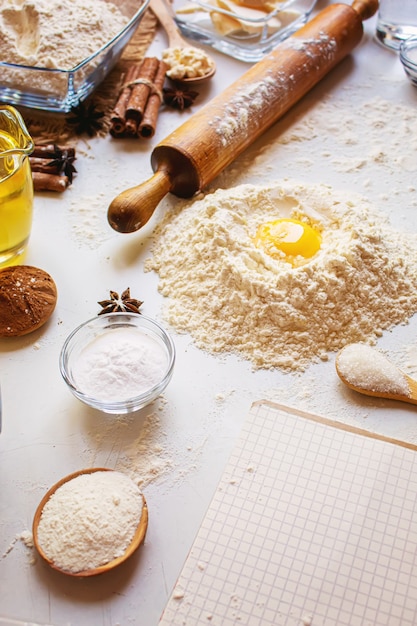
[{"left": 145, "top": 180, "right": 417, "bottom": 371}]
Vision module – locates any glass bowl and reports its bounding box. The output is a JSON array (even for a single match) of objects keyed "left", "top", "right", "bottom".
[
  {"left": 400, "top": 36, "right": 417, "bottom": 87},
  {"left": 0, "top": 0, "right": 150, "bottom": 113},
  {"left": 60, "top": 312, "right": 175, "bottom": 414},
  {"left": 174, "top": 0, "right": 317, "bottom": 62}
]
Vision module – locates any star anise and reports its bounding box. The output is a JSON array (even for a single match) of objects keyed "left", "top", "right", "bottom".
[
  {"left": 66, "top": 100, "right": 105, "bottom": 137},
  {"left": 46, "top": 148, "right": 77, "bottom": 184},
  {"left": 98, "top": 288, "right": 143, "bottom": 315},
  {"left": 163, "top": 87, "right": 199, "bottom": 110}
]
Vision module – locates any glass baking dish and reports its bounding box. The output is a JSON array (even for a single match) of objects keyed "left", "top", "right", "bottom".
[
  {"left": 0, "top": 0, "right": 150, "bottom": 113},
  {"left": 175, "top": 0, "right": 317, "bottom": 62}
]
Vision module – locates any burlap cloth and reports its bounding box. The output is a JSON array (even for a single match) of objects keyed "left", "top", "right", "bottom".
[{"left": 21, "top": 10, "right": 158, "bottom": 144}]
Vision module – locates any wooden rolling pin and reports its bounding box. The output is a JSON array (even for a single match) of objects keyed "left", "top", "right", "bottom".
[{"left": 108, "top": 0, "right": 378, "bottom": 233}]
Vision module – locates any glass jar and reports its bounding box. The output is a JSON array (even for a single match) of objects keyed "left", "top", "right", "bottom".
[{"left": 0, "top": 105, "right": 34, "bottom": 267}]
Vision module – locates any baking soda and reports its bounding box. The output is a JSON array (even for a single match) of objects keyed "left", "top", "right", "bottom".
[{"left": 73, "top": 327, "right": 168, "bottom": 402}]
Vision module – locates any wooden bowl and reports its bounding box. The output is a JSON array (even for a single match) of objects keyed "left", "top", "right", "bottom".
[{"left": 32, "top": 467, "right": 148, "bottom": 577}]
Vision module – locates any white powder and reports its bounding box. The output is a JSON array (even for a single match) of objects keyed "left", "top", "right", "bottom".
[
  {"left": 282, "top": 31, "right": 337, "bottom": 59},
  {"left": 336, "top": 343, "right": 411, "bottom": 397},
  {"left": 269, "top": 95, "right": 417, "bottom": 181},
  {"left": 0, "top": 0, "right": 129, "bottom": 95},
  {"left": 145, "top": 180, "right": 417, "bottom": 371},
  {"left": 73, "top": 327, "right": 168, "bottom": 402},
  {"left": 209, "top": 77, "right": 276, "bottom": 146},
  {"left": 36, "top": 471, "right": 144, "bottom": 574},
  {"left": 0, "top": 0, "right": 128, "bottom": 70}
]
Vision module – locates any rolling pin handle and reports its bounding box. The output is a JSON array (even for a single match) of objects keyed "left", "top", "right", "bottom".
[
  {"left": 351, "top": 0, "right": 379, "bottom": 21},
  {"left": 107, "top": 168, "right": 172, "bottom": 233}
]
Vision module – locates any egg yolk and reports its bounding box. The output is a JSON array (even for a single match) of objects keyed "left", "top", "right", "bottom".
[{"left": 254, "top": 218, "right": 321, "bottom": 264}]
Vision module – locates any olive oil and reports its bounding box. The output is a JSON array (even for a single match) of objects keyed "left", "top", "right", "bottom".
[{"left": 0, "top": 129, "right": 33, "bottom": 267}]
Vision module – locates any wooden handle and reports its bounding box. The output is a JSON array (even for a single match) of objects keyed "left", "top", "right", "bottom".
[
  {"left": 351, "top": 0, "right": 379, "bottom": 20},
  {"left": 150, "top": 0, "right": 189, "bottom": 49},
  {"left": 108, "top": 169, "right": 172, "bottom": 233},
  {"left": 108, "top": 0, "right": 378, "bottom": 233}
]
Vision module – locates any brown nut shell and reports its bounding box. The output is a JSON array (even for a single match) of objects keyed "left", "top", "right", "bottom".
[{"left": 0, "top": 265, "right": 57, "bottom": 337}]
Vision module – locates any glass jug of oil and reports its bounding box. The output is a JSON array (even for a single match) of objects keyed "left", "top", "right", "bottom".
[{"left": 0, "top": 105, "right": 34, "bottom": 268}]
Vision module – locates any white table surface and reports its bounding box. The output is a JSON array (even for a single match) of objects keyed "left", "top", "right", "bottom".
[{"left": 1, "top": 3, "right": 417, "bottom": 625}]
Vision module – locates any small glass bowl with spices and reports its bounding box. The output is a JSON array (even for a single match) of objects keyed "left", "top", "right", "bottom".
[{"left": 60, "top": 313, "right": 175, "bottom": 414}]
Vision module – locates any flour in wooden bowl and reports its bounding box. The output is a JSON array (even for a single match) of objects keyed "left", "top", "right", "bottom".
[
  {"left": 145, "top": 180, "right": 417, "bottom": 371},
  {"left": 35, "top": 470, "right": 144, "bottom": 574}
]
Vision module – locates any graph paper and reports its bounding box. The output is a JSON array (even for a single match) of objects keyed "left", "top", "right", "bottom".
[{"left": 159, "top": 401, "right": 417, "bottom": 626}]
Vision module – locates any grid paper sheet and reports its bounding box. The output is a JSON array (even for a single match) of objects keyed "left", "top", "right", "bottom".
[{"left": 159, "top": 401, "right": 417, "bottom": 626}]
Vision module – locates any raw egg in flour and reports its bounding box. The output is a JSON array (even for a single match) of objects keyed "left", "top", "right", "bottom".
[{"left": 254, "top": 218, "right": 321, "bottom": 264}]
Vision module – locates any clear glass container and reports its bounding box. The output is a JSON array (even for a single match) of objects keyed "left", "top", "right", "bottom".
[
  {"left": 60, "top": 313, "right": 176, "bottom": 414},
  {"left": 174, "top": 0, "right": 317, "bottom": 62},
  {"left": 400, "top": 35, "right": 417, "bottom": 87},
  {"left": 0, "top": 105, "right": 34, "bottom": 267},
  {"left": 0, "top": 0, "right": 150, "bottom": 113}
]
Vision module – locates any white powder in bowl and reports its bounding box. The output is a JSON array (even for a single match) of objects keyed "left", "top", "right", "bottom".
[
  {"left": 73, "top": 327, "right": 169, "bottom": 402},
  {"left": 145, "top": 180, "right": 417, "bottom": 371},
  {"left": 36, "top": 471, "right": 144, "bottom": 574},
  {"left": 336, "top": 343, "right": 410, "bottom": 397}
]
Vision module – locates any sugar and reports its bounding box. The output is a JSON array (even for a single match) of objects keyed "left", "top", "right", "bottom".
[{"left": 337, "top": 343, "right": 410, "bottom": 397}]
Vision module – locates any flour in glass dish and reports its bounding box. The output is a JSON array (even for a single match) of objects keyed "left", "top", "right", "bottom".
[
  {"left": 0, "top": 0, "right": 129, "bottom": 92},
  {"left": 145, "top": 180, "right": 417, "bottom": 372}
]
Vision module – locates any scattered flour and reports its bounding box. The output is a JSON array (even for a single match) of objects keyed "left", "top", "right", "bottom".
[
  {"left": 146, "top": 180, "right": 417, "bottom": 371},
  {"left": 36, "top": 470, "right": 144, "bottom": 574},
  {"left": 70, "top": 194, "right": 112, "bottom": 249},
  {"left": 213, "top": 91, "right": 417, "bottom": 217},
  {"left": 1, "top": 530, "right": 34, "bottom": 560},
  {"left": 116, "top": 411, "right": 176, "bottom": 488},
  {"left": 281, "top": 95, "right": 417, "bottom": 177}
]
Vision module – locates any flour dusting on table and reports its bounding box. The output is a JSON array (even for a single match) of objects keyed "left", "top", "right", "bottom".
[{"left": 146, "top": 180, "right": 417, "bottom": 371}]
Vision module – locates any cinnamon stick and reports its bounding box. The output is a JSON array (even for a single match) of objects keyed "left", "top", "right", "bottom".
[
  {"left": 32, "top": 144, "right": 76, "bottom": 159},
  {"left": 110, "top": 65, "right": 141, "bottom": 137},
  {"left": 32, "top": 172, "right": 69, "bottom": 192},
  {"left": 29, "top": 156, "right": 61, "bottom": 175},
  {"left": 138, "top": 60, "right": 168, "bottom": 139},
  {"left": 124, "top": 117, "right": 139, "bottom": 137},
  {"left": 125, "top": 57, "right": 160, "bottom": 124}
]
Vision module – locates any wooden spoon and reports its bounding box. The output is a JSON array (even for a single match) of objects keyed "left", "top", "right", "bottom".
[
  {"left": 32, "top": 468, "right": 148, "bottom": 577},
  {"left": 150, "top": 0, "right": 216, "bottom": 85},
  {"left": 335, "top": 343, "right": 417, "bottom": 406}
]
